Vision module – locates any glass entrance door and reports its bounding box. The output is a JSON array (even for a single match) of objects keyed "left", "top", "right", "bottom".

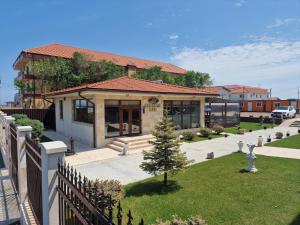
[{"left": 120, "top": 108, "right": 141, "bottom": 136}]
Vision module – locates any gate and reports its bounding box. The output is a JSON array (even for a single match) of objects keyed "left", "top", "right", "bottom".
[
  {"left": 25, "top": 135, "right": 43, "bottom": 225},
  {"left": 57, "top": 160, "right": 144, "bottom": 225},
  {"left": 10, "top": 123, "right": 18, "bottom": 193}
]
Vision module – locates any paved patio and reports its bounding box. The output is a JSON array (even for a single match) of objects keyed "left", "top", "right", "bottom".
[{"left": 68, "top": 118, "right": 300, "bottom": 184}]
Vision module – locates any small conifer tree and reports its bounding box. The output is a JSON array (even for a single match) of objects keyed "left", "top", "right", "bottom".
[{"left": 140, "top": 116, "right": 193, "bottom": 186}]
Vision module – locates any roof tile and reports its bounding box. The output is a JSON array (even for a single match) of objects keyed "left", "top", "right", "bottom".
[
  {"left": 45, "top": 76, "right": 218, "bottom": 96},
  {"left": 23, "top": 44, "right": 186, "bottom": 74}
]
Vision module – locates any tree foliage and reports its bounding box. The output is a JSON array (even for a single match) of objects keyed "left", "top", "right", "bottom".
[
  {"left": 22, "top": 52, "right": 212, "bottom": 93},
  {"left": 132, "top": 67, "right": 213, "bottom": 88},
  {"left": 29, "top": 52, "right": 126, "bottom": 91},
  {"left": 140, "top": 116, "right": 193, "bottom": 186}
]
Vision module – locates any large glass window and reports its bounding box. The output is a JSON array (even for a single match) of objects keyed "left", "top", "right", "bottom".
[
  {"left": 105, "top": 107, "right": 120, "bottom": 137},
  {"left": 164, "top": 100, "right": 200, "bottom": 130},
  {"left": 73, "top": 99, "right": 94, "bottom": 124}
]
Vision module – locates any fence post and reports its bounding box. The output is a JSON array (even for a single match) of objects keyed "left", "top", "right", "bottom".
[
  {"left": 16, "top": 126, "right": 32, "bottom": 202},
  {"left": 4, "top": 116, "right": 15, "bottom": 173},
  {"left": 40, "top": 141, "right": 67, "bottom": 225}
]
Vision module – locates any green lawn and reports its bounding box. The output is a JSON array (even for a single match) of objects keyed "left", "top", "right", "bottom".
[
  {"left": 184, "top": 134, "right": 224, "bottom": 143},
  {"left": 224, "top": 122, "right": 274, "bottom": 134},
  {"left": 265, "top": 134, "right": 300, "bottom": 149},
  {"left": 121, "top": 154, "right": 300, "bottom": 225}
]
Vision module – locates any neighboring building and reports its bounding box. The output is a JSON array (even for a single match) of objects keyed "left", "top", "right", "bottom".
[
  {"left": 241, "top": 99, "right": 300, "bottom": 112},
  {"left": 44, "top": 76, "right": 218, "bottom": 148},
  {"left": 209, "top": 85, "right": 269, "bottom": 101},
  {"left": 13, "top": 44, "right": 186, "bottom": 108}
]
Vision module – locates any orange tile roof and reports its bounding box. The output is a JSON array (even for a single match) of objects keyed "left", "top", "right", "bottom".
[
  {"left": 230, "top": 87, "right": 268, "bottom": 94},
  {"left": 44, "top": 76, "right": 218, "bottom": 96},
  {"left": 20, "top": 44, "right": 186, "bottom": 74}
]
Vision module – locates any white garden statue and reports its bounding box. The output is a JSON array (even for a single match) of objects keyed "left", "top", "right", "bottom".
[{"left": 245, "top": 144, "right": 258, "bottom": 173}]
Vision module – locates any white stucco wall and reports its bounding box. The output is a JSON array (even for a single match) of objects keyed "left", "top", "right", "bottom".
[{"left": 54, "top": 98, "right": 93, "bottom": 146}]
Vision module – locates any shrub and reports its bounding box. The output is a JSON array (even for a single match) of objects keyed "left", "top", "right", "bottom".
[
  {"left": 199, "top": 128, "right": 212, "bottom": 137},
  {"left": 15, "top": 118, "right": 44, "bottom": 138},
  {"left": 152, "top": 215, "right": 207, "bottom": 225},
  {"left": 275, "top": 132, "right": 283, "bottom": 139},
  {"left": 259, "top": 115, "right": 264, "bottom": 125},
  {"left": 90, "top": 179, "right": 122, "bottom": 205},
  {"left": 237, "top": 129, "right": 246, "bottom": 135},
  {"left": 12, "top": 114, "right": 28, "bottom": 121},
  {"left": 181, "top": 131, "right": 194, "bottom": 141},
  {"left": 212, "top": 124, "right": 224, "bottom": 134},
  {"left": 274, "top": 118, "right": 283, "bottom": 125}
]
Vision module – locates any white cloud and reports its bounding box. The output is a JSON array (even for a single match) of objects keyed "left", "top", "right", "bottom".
[
  {"left": 267, "top": 18, "right": 300, "bottom": 29},
  {"left": 171, "top": 40, "right": 300, "bottom": 98},
  {"left": 144, "top": 22, "right": 153, "bottom": 28},
  {"left": 234, "top": 0, "right": 245, "bottom": 7},
  {"left": 169, "top": 34, "right": 179, "bottom": 40}
]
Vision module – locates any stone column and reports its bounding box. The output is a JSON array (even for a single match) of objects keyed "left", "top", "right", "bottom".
[
  {"left": 200, "top": 97, "right": 205, "bottom": 128},
  {"left": 16, "top": 126, "right": 32, "bottom": 203},
  {"left": 40, "top": 141, "right": 67, "bottom": 225},
  {"left": 95, "top": 96, "right": 105, "bottom": 148}
]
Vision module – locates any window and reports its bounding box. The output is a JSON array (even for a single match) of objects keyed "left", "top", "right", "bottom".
[
  {"left": 73, "top": 99, "right": 94, "bottom": 124},
  {"left": 274, "top": 102, "right": 281, "bottom": 108},
  {"left": 256, "top": 102, "right": 263, "bottom": 107},
  {"left": 163, "top": 101, "right": 200, "bottom": 130},
  {"left": 59, "top": 100, "right": 63, "bottom": 119}
]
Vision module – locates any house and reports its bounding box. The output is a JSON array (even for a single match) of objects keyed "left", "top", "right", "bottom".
[
  {"left": 241, "top": 99, "right": 300, "bottom": 112},
  {"left": 210, "top": 85, "right": 269, "bottom": 101},
  {"left": 13, "top": 44, "right": 186, "bottom": 108},
  {"left": 44, "top": 76, "right": 218, "bottom": 148}
]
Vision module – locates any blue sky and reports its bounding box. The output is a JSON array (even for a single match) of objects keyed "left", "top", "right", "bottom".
[{"left": 0, "top": 0, "right": 300, "bottom": 103}]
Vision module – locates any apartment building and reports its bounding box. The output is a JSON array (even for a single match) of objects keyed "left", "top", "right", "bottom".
[{"left": 13, "top": 44, "right": 186, "bottom": 108}]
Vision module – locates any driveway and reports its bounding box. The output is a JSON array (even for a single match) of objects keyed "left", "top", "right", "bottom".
[{"left": 74, "top": 119, "right": 300, "bottom": 184}]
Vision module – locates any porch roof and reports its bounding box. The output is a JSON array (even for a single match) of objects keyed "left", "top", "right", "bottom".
[{"left": 44, "top": 77, "right": 219, "bottom": 97}]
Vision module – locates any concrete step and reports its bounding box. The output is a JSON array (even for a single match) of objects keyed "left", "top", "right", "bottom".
[
  {"left": 106, "top": 144, "right": 123, "bottom": 152},
  {"left": 128, "top": 143, "right": 153, "bottom": 150},
  {"left": 110, "top": 141, "right": 124, "bottom": 148},
  {"left": 128, "top": 139, "right": 153, "bottom": 147}
]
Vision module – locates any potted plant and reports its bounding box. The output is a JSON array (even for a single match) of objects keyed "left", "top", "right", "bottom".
[
  {"left": 267, "top": 135, "right": 271, "bottom": 142},
  {"left": 237, "top": 141, "right": 244, "bottom": 152},
  {"left": 275, "top": 132, "right": 283, "bottom": 139},
  {"left": 257, "top": 136, "right": 263, "bottom": 147}
]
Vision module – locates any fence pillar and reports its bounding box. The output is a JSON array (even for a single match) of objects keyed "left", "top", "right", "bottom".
[
  {"left": 40, "top": 141, "right": 67, "bottom": 225},
  {"left": 17, "top": 126, "right": 32, "bottom": 203},
  {"left": 4, "top": 116, "right": 15, "bottom": 173}
]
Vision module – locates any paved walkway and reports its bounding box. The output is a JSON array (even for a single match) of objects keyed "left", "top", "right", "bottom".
[
  {"left": 0, "top": 169, "right": 20, "bottom": 225},
  {"left": 255, "top": 146, "right": 300, "bottom": 159},
  {"left": 73, "top": 119, "right": 300, "bottom": 184}
]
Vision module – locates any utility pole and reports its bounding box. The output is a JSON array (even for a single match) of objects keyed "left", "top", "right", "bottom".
[{"left": 269, "top": 88, "right": 272, "bottom": 99}]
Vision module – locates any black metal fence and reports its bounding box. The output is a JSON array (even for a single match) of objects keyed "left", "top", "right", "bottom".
[
  {"left": 57, "top": 160, "right": 144, "bottom": 225},
  {"left": 1, "top": 108, "right": 56, "bottom": 130},
  {"left": 10, "top": 123, "right": 18, "bottom": 193},
  {"left": 25, "top": 135, "right": 43, "bottom": 225}
]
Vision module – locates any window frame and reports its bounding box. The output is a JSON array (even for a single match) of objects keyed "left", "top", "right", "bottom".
[
  {"left": 72, "top": 99, "right": 94, "bottom": 124},
  {"left": 256, "top": 101, "right": 263, "bottom": 107},
  {"left": 163, "top": 100, "right": 200, "bottom": 130}
]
